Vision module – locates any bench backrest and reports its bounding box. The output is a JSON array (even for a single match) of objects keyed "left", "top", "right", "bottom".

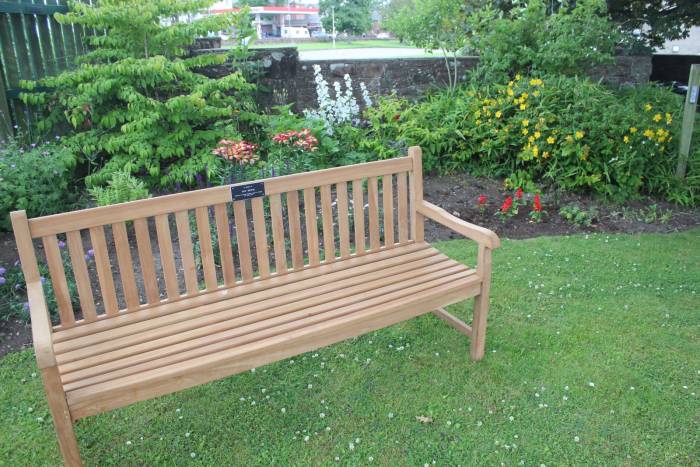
[{"left": 12, "top": 150, "right": 424, "bottom": 330}]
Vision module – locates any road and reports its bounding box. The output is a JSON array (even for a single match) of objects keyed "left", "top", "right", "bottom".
[{"left": 299, "top": 47, "right": 436, "bottom": 61}]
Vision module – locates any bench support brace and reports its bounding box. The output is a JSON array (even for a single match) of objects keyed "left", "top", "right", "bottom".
[
  {"left": 42, "top": 367, "right": 82, "bottom": 467},
  {"left": 432, "top": 307, "right": 472, "bottom": 337}
]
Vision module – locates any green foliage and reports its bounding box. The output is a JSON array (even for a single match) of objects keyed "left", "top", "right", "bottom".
[
  {"left": 0, "top": 138, "right": 78, "bottom": 231},
  {"left": 559, "top": 204, "right": 599, "bottom": 226},
  {"left": 0, "top": 245, "right": 79, "bottom": 323},
  {"left": 21, "top": 0, "right": 258, "bottom": 190},
  {"left": 471, "top": 0, "right": 620, "bottom": 81},
  {"left": 356, "top": 75, "right": 696, "bottom": 204},
  {"left": 88, "top": 170, "right": 151, "bottom": 207},
  {"left": 384, "top": 0, "right": 478, "bottom": 90},
  {"left": 319, "top": 0, "right": 374, "bottom": 35}
]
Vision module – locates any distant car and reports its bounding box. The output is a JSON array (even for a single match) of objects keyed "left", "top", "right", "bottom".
[
  {"left": 281, "top": 27, "right": 310, "bottom": 39},
  {"left": 311, "top": 30, "right": 328, "bottom": 39},
  {"left": 376, "top": 32, "right": 391, "bottom": 39}
]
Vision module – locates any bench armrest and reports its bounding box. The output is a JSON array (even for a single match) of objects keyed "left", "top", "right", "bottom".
[
  {"left": 417, "top": 200, "right": 501, "bottom": 249},
  {"left": 26, "top": 281, "right": 57, "bottom": 369}
]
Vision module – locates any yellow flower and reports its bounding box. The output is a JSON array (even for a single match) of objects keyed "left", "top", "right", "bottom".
[
  {"left": 643, "top": 129, "right": 654, "bottom": 138},
  {"left": 629, "top": 127, "right": 638, "bottom": 133},
  {"left": 658, "top": 136, "right": 666, "bottom": 143},
  {"left": 508, "top": 81, "right": 514, "bottom": 87},
  {"left": 522, "top": 128, "right": 529, "bottom": 135},
  {"left": 534, "top": 131, "right": 541, "bottom": 139},
  {"left": 529, "top": 78, "right": 543, "bottom": 86},
  {"left": 653, "top": 113, "right": 662, "bottom": 122},
  {"left": 528, "top": 136, "right": 535, "bottom": 143},
  {"left": 521, "top": 119, "right": 529, "bottom": 126},
  {"left": 521, "top": 92, "right": 529, "bottom": 100},
  {"left": 542, "top": 151, "right": 551, "bottom": 159},
  {"left": 565, "top": 135, "right": 574, "bottom": 143},
  {"left": 532, "top": 146, "right": 539, "bottom": 157},
  {"left": 475, "top": 119, "right": 482, "bottom": 125},
  {"left": 644, "top": 103, "right": 652, "bottom": 111},
  {"left": 507, "top": 88, "right": 514, "bottom": 96},
  {"left": 546, "top": 136, "right": 556, "bottom": 144},
  {"left": 520, "top": 103, "right": 527, "bottom": 110},
  {"left": 495, "top": 110, "right": 502, "bottom": 118},
  {"left": 533, "top": 90, "right": 540, "bottom": 97},
  {"left": 575, "top": 131, "right": 584, "bottom": 139},
  {"left": 515, "top": 74, "right": 521, "bottom": 81},
  {"left": 665, "top": 113, "right": 672, "bottom": 124},
  {"left": 623, "top": 135, "right": 630, "bottom": 143}
]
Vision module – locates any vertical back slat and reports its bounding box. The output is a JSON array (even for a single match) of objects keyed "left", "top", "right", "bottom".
[
  {"left": 336, "top": 182, "right": 351, "bottom": 259},
  {"left": 175, "top": 211, "right": 198, "bottom": 295},
  {"left": 269, "top": 193, "right": 288, "bottom": 274},
  {"left": 42, "top": 235, "right": 75, "bottom": 325},
  {"left": 233, "top": 201, "right": 254, "bottom": 282},
  {"left": 112, "top": 222, "right": 139, "bottom": 310},
  {"left": 303, "top": 187, "right": 320, "bottom": 266},
  {"left": 397, "top": 172, "right": 409, "bottom": 243},
  {"left": 88, "top": 226, "right": 118, "bottom": 316},
  {"left": 286, "top": 191, "right": 304, "bottom": 270},
  {"left": 251, "top": 197, "right": 270, "bottom": 279},
  {"left": 195, "top": 207, "right": 217, "bottom": 290},
  {"left": 133, "top": 218, "right": 160, "bottom": 305},
  {"left": 214, "top": 204, "right": 236, "bottom": 286},
  {"left": 352, "top": 179, "right": 366, "bottom": 255},
  {"left": 320, "top": 184, "right": 335, "bottom": 263},
  {"left": 382, "top": 175, "right": 395, "bottom": 248},
  {"left": 155, "top": 214, "right": 180, "bottom": 300},
  {"left": 66, "top": 230, "right": 97, "bottom": 322},
  {"left": 367, "top": 177, "right": 380, "bottom": 251}
]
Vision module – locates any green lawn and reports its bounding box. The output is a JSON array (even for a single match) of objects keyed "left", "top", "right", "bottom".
[
  {"left": 247, "top": 39, "right": 415, "bottom": 51},
  {"left": 2, "top": 230, "right": 699, "bottom": 465}
]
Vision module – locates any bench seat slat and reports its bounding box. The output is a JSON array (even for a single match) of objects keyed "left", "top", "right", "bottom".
[
  {"left": 65, "top": 266, "right": 479, "bottom": 420},
  {"left": 56, "top": 250, "right": 460, "bottom": 375},
  {"left": 60, "top": 264, "right": 473, "bottom": 391}
]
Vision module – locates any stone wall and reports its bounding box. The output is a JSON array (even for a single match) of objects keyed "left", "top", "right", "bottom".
[{"left": 199, "top": 47, "right": 652, "bottom": 111}]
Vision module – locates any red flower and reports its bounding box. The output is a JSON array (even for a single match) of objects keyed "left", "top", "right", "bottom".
[
  {"left": 501, "top": 196, "right": 513, "bottom": 213},
  {"left": 272, "top": 128, "right": 318, "bottom": 151},
  {"left": 392, "top": 114, "right": 401, "bottom": 121},
  {"left": 515, "top": 187, "right": 523, "bottom": 200},
  {"left": 533, "top": 194, "right": 542, "bottom": 212},
  {"left": 212, "top": 139, "right": 259, "bottom": 164},
  {"left": 478, "top": 195, "right": 487, "bottom": 206}
]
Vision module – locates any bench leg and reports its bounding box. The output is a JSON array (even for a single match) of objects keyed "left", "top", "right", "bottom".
[
  {"left": 41, "top": 367, "right": 83, "bottom": 467},
  {"left": 470, "top": 246, "right": 493, "bottom": 361}
]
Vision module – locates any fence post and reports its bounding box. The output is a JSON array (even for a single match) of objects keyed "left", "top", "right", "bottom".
[
  {"left": 676, "top": 64, "right": 700, "bottom": 179},
  {"left": 0, "top": 60, "right": 13, "bottom": 140}
]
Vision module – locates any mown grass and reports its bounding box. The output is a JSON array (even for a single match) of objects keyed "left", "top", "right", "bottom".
[{"left": 1, "top": 229, "right": 699, "bottom": 466}]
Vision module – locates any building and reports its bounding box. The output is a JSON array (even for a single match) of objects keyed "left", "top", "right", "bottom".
[{"left": 209, "top": 1, "right": 321, "bottom": 38}]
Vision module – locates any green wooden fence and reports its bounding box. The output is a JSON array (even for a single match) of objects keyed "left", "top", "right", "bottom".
[{"left": 0, "top": 0, "right": 89, "bottom": 141}]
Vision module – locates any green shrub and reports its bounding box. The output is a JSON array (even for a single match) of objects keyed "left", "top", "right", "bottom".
[
  {"left": 88, "top": 170, "right": 151, "bottom": 206},
  {"left": 0, "top": 244, "right": 80, "bottom": 323},
  {"left": 559, "top": 204, "right": 599, "bottom": 227},
  {"left": 21, "top": 0, "right": 257, "bottom": 190},
  {"left": 0, "top": 138, "right": 78, "bottom": 230},
  {"left": 360, "top": 75, "right": 694, "bottom": 204}
]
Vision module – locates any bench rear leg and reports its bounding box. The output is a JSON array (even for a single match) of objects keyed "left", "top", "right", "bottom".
[
  {"left": 470, "top": 245, "right": 493, "bottom": 361},
  {"left": 41, "top": 367, "right": 83, "bottom": 467}
]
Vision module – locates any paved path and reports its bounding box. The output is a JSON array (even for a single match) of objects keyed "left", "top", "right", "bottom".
[{"left": 300, "top": 47, "right": 435, "bottom": 61}]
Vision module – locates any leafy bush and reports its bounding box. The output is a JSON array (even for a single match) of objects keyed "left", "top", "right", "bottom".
[
  {"left": 559, "top": 204, "right": 599, "bottom": 227},
  {"left": 0, "top": 137, "right": 78, "bottom": 230},
  {"left": 470, "top": 0, "right": 620, "bottom": 81},
  {"left": 21, "top": 0, "right": 257, "bottom": 190},
  {"left": 0, "top": 244, "right": 80, "bottom": 323},
  {"left": 359, "top": 74, "right": 694, "bottom": 204},
  {"left": 89, "top": 171, "right": 151, "bottom": 207}
]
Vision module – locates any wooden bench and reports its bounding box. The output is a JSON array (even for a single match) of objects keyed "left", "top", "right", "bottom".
[{"left": 11, "top": 147, "right": 499, "bottom": 466}]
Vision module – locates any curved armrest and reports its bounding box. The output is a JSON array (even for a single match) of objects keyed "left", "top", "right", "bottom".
[
  {"left": 418, "top": 200, "right": 501, "bottom": 249},
  {"left": 26, "top": 281, "right": 57, "bottom": 369}
]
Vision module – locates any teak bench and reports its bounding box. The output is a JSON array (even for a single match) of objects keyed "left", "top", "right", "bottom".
[{"left": 12, "top": 147, "right": 499, "bottom": 466}]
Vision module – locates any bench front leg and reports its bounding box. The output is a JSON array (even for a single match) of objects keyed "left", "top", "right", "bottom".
[
  {"left": 42, "top": 366, "right": 82, "bottom": 467},
  {"left": 470, "top": 244, "right": 493, "bottom": 361}
]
